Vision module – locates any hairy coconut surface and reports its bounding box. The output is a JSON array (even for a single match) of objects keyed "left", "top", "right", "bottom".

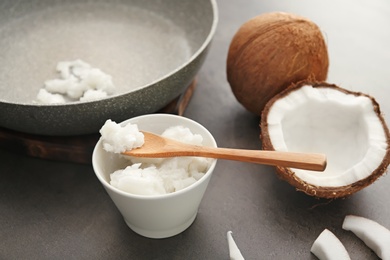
[
  {"left": 260, "top": 81, "right": 390, "bottom": 199},
  {"left": 227, "top": 12, "right": 329, "bottom": 115}
]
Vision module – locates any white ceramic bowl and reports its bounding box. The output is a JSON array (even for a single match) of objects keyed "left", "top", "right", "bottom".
[{"left": 92, "top": 114, "right": 217, "bottom": 238}]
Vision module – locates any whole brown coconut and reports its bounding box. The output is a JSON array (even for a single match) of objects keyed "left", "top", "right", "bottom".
[{"left": 227, "top": 12, "right": 329, "bottom": 115}]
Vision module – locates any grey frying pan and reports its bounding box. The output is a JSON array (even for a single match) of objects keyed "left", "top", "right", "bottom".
[{"left": 0, "top": 0, "right": 218, "bottom": 135}]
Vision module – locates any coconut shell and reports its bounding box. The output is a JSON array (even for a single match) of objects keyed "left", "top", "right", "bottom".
[
  {"left": 227, "top": 12, "right": 329, "bottom": 115},
  {"left": 260, "top": 81, "right": 390, "bottom": 199}
]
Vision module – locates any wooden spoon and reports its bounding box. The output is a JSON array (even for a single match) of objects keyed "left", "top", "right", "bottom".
[{"left": 122, "top": 131, "right": 327, "bottom": 171}]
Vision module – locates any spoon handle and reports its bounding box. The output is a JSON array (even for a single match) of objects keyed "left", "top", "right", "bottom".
[{"left": 189, "top": 146, "right": 326, "bottom": 171}]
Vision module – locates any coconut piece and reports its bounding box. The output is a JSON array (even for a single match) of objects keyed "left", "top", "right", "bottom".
[
  {"left": 80, "top": 89, "right": 108, "bottom": 101},
  {"left": 311, "top": 229, "right": 351, "bottom": 260},
  {"left": 36, "top": 59, "right": 115, "bottom": 103},
  {"left": 342, "top": 215, "right": 390, "bottom": 259},
  {"left": 260, "top": 81, "right": 390, "bottom": 198},
  {"left": 99, "top": 119, "right": 144, "bottom": 153},
  {"left": 227, "top": 12, "right": 329, "bottom": 115},
  {"left": 36, "top": 89, "right": 66, "bottom": 104},
  {"left": 227, "top": 231, "right": 245, "bottom": 260}
]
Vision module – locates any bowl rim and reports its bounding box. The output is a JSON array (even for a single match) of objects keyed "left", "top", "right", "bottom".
[{"left": 92, "top": 113, "right": 218, "bottom": 200}]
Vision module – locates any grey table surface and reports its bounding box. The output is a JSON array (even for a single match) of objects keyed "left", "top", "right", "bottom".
[{"left": 1, "top": 0, "right": 390, "bottom": 259}]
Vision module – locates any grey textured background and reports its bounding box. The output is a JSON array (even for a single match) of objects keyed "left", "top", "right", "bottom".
[{"left": 1, "top": 0, "right": 390, "bottom": 259}]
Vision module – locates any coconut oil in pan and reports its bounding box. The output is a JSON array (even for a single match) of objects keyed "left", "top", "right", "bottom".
[{"left": 0, "top": 1, "right": 192, "bottom": 103}]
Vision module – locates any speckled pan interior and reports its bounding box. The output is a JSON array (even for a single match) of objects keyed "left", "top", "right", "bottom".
[{"left": 0, "top": 0, "right": 218, "bottom": 135}]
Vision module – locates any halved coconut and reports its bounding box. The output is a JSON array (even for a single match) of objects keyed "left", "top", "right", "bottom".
[{"left": 260, "top": 81, "right": 390, "bottom": 198}]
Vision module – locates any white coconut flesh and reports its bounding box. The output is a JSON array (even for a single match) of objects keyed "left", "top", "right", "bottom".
[
  {"left": 265, "top": 85, "right": 388, "bottom": 187},
  {"left": 310, "top": 229, "right": 351, "bottom": 260},
  {"left": 342, "top": 215, "right": 390, "bottom": 259},
  {"left": 227, "top": 231, "right": 245, "bottom": 260}
]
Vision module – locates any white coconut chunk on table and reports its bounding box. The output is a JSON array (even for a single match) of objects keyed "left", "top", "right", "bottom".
[
  {"left": 266, "top": 85, "right": 388, "bottom": 187},
  {"left": 227, "top": 231, "right": 245, "bottom": 260},
  {"left": 310, "top": 229, "right": 351, "bottom": 260},
  {"left": 342, "top": 215, "right": 390, "bottom": 259}
]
